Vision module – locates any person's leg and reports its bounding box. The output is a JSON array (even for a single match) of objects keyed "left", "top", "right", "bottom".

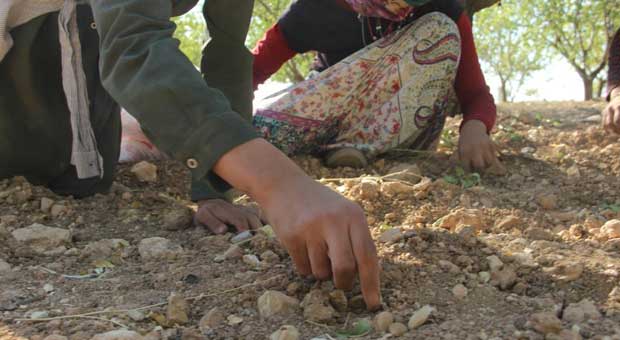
[
  {"left": 201, "top": 0, "right": 255, "bottom": 120},
  {"left": 253, "top": 12, "right": 461, "bottom": 163},
  {"left": 0, "top": 6, "right": 120, "bottom": 198}
]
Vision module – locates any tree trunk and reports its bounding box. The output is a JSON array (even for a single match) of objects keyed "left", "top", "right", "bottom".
[
  {"left": 582, "top": 77, "right": 594, "bottom": 101},
  {"left": 499, "top": 80, "right": 508, "bottom": 103},
  {"left": 595, "top": 78, "right": 605, "bottom": 99}
]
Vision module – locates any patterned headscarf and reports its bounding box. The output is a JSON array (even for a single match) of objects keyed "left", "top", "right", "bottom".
[{"left": 345, "top": 0, "right": 432, "bottom": 21}]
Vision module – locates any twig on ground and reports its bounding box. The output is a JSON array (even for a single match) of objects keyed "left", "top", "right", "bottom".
[{"left": 320, "top": 170, "right": 423, "bottom": 186}]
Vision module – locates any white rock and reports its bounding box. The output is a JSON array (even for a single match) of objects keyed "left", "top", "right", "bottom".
[
  {"left": 231, "top": 230, "right": 254, "bottom": 243},
  {"left": 479, "top": 271, "right": 491, "bottom": 284},
  {"left": 379, "top": 228, "right": 404, "bottom": 243},
  {"left": 12, "top": 224, "right": 71, "bottom": 254},
  {"left": 0, "top": 259, "right": 11, "bottom": 272},
  {"left": 130, "top": 161, "right": 158, "bottom": 183},
  {"left": 29, "top": 310, "right": 49, "bottom": 319},
  {"left": 40, "top": 198, "right": 55, "bottom": 213},
  {"left": 90, "top": 330, "right": 144, "bottom": 340},
  {"left": 601, "top": 219, "right": 620, "bottom": 239},
  {"left": 227, "top": 314, "right": 243, "bottom": 326},
  {"left": 389, "top": 322, "right": 408, "bottom": 336},
  {"left": 243, "top": 254, "right": 261, "bottom": 267},
  {"left": 258, "top": 291, "right": 300, "bottom": 319},
  {"left": 43, "top": 284, "right": 54, "bottom": 293},
  {"left": 126, "top": 309, "right": 146, "bottom": 322},
  {"left": 408, "top": 305, "right": 433, "bottom": 330},
  {"left": 374, "top": 311, "right": 394, "bottom": 332},
  {"left": 487, "top": 255, "right": 503, "bottom": 272},
  {"left": 270, "top": 325, "right": 300, "bottom": 340},
  {"left": 138, "top": 237, "right": 183, "bottom": 261},
  {"left": 452, "top": 284, "right": 468, "bottom": 299}
]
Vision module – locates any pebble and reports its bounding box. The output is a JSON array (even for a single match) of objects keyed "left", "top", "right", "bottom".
[
  {"left": 302, "top": 290, "right": 336, "bottom": 322},
  {"left": 91, "top": 330, "right": 144, "bottom": 340},
  {"left": 601, "top": 219, "right": 620, "bottom": 239},
  {"left": 50, "top": 204, "right": 68, "bottom": 218},
  {"left": 199, "top": 307, "right": 225, "bottom": 331},
  {"left": 231, "top": 230, "right": 254, "bottom": 243},
  {"left": 380, "top": 182, "right": 414, "bottom": 197},
  {"left": 257, "top": 291, "right": 300, "bottom": 319},
  {"left": 83, "top": 239, "right": 130, "bottom": 261},
  {"left": 138, "top": 237, "right": 183, "bottom": 261},
  {"left": 495, "top": 215, "right": 522, "bottom": 230},
  {"left": 562, "top": 299, "right": 601, "bottom": 324},
  {"left": 0, "top": 259, "right": 11, "bottom": 272},
  {"left": 328, "top": 290, "right": 348, "bottom": 312},
  {"left": 486, "top": 255, "right": 504, "bottom": 272},
  {"left": 384, "top": 163, "right": 422, "bottom": 183},
  {"left": 479, "top": 271, "right": 491, "bottom": 284},
  {"left": 261, "top": 250, "right": 280, "bottom": 263},
  {"left": 270, "top": 325, "right": 300, "bottom": 340},
  {"left": 227, "top": 314, "right": 244, "bottom": 326},
  {"left": 215, "top": 244, "right": 244, "bottom": 262},
  {"left": 491, "top": 267, "right": 518, "bottom": 290},
  {"left": 528, "top": 312, "right": 562, "bottom": 335},
  {"left": 29, "top": 310, "right": 49, "bottom": 319},
  {"left": 521, "top": 146, "right": 536, "bottom": 154},
  {"left": 126, "top": 309, "right": 146, "bottom": 322},
  {"left": 437, "top": 209, "right": 485, "bottom": 232},
  {"left": 439, "top": 260, "right": 460, "bottom": 273},
  {"left": 130, "top": 161, "right": 158, "bottom": 182},
  {"left": 11, "top": 224, "right": 71, "bottom": 254},
  {"left": 452, "top": 284, "right": 468, "bottom": 299},
  {"left": 43, "top": 336, "right": 68, "bottom": 340},
  {"left": 408, "top": 305, "right": 433, "bottom": 330},
  {"left": 545, "top": 261, "right": 583, "bottom": 282},
  {"left": 161, "top": 205, "right": 192, "bottom": 231},
  {"left": 379, "top": 228, "right": 404, "bottom": 243},
  {"left": 351, "top": 179, "right": 380, "bottom": 200},
  {"left": 243, "top": 254, "right": 261, "bottom": 267},
  {"left": 525, "top": 227, "right": 554, "bottom": 241},
  {"left": 374, "top": 311, "right": 394, "bottom": 333},
  {"left": 166, "top": 293, "right": 189, "bottom": 325},
  {"left": 43, "top": 284, "right": 54, "bottom": 293},
  {"left": 40, "top": 198, "right": 55, "bottom": 213},
  {"left": 389, "top": 322, "right": 408, "bottom": 336},
  {"left": 536, "top": 193, "right": 558, "bottom": 210}
]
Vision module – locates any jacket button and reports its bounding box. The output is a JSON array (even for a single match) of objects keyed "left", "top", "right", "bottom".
[
  {"left": 90, "top": 22, "right": 97, "bottom": 29},
  {"left": 186, "top": 158, "right": 199, "bottom": 169}
]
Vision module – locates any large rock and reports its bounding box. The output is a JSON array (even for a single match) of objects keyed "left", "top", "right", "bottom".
[
  {"left": 90, "top": 330, "right": 144, "bottom": 340},
  {"left": 601, "top": 219, "right": 620, "bottom": 239},
  {"left": 258, "top": 291, "right": 300, "bottom": 319},
  {"left": 138, "top": 237, "right": 183, "bottom": 261},
  {"left": 11, "top": 224, "right": 71, "bottom": 254},
  {"left": 408, "top": 305, "right": 433, "bottom": 330}
]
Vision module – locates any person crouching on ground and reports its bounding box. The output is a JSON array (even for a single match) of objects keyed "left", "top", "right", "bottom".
[
  {"left": 252, "top": 0, "right": 501, "bottom": 171},
  {"left": 0, "top": 0, "right": 381, "bottom": 309}
]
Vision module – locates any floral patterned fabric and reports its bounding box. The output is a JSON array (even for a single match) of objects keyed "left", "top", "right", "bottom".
[{"left": 253, "top": 12, "right": 461, "bottom": 158}]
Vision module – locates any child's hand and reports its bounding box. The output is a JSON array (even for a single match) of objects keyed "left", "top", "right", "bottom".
[{"left": 458, "top": 119, "right": 501, "bottom": 171}]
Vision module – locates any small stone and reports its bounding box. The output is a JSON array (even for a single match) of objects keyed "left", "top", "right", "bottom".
[
  {"left": 529, "top": 312, "right": 562, "bottom": 335},
  {"left": 349, "top": 295, "right": 366, "bottom": 311},
  {"left": 199, "top": 307, "right": 225, "bottom": 331},
  {"left": 126, "top": 309, "right": 146, "bottom": 322},
  {"left": 525, "top": 227, "right": 554, "bottom": 241},
  {"left": 231, "top": 230, "right": 254, "bottom": 243},
  {"left": 243, "top": 254, "right": 261, "bottom": 267},
  {"left": 131, "top": 161, "right": 158, "bottom": 182},
  {"left": 352, "top": 179, "right": 380, "bottom": 200},
  {"left": 227, "top": 314, "right": 243, "bottom": 326},
  {"left": 270, "top": 325, "right": 300, "bottom": 340},
  {"left": 43, "top": 336, "right": 68, "bottom": 340},
  {"left": 0, "top": 259, "right": 11, "bottom": 272},
  {"left": 30, "top": 311, "right": 49, "bottom": 319},
  {"left": 91, "top": 330, "right": 144, "bottom": 340},
  {"left": 328, "top": 290, "right": 348, "bottom": 312},
  {"left": 302, "top": 290, "right": 336, "bottom": 322},
  {"left": 408, "top": 305, "right": 433, "bottom": 330},
  {"left": 374, "top": 311, "right": 394, "bottom": 332},
  {"left": 439, "top": 260, "right": 460, "bottom": 273},
  {"left": 380, "top": 182, "right": 414, "bottom": 197},
  {"left": 562, "top": 299, "right": 601, "bottom": 324},
  {"left": 50, "top": 204, "right": 68, "bottom": 218},
  {"left": 601, "top": 219, "right": 620, "bottom": 239},
  {"left": 379, "top": 228, "right": 404, "bottom": 243},
  {"left": 491, "top": 267, "right": 517, "bottom": 290},
  {"left": 556, "top": 330, "right": 582, "bottom": 340},
  {"left": 261, "top": 250, "right": 280, "bottom": 263},
  {"left": 437, "top": 209, "right": 485, "bottom": 232},
  {"left": 258, "top": 291, "right": 300, "bottom": 319},
  {"left": 384, "top": 163, "right": 422, "bottom": 183},
  {"left": 40, "top": 198, "right": 55, "bottom": 213},
  {"left": 545, "top": 261, "right": 583, "bottom": 282},
  {"left": 479, "top": 271, "right": 491, "bottom": 284},
  {"left": 161, "top": 205, "right": 192, "bottom": 231},
  {"left": 452, "top": 284, "right": 468, "bottom": 299},
  {"left": 389, "top": 322, "right": 408, "bottom": 336},
  {"left": 43, "top": 284, "right": 54, "bottom": 293},
  {"left": 487, "top": 255, "right": 503, "bottom": 272},
  {"left": 495, "top": 215, "right": 522, "bottom": 230},
  {"left": 166, "top": 293, "right": 189, "bottom": 325},
  {"left": 215, "top": 244, "right": 243, "bottom": 262},
  {"left": 138, "top": 237, "right": 183, "bottom": 261},
  {"left": 12, "top": 224, "right": 71, "bottom": 254},
  {"left": 83, "top": 239, "right": 130, "bottom": 261},
  {"left": 536, "top": 194, "right": 558, "bottom": 210},
  {"left": 287, "top": 282, "right": 301, "bottom": 295}
]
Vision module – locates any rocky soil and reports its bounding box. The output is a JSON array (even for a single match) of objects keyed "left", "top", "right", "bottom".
[{"left": 1, "top": 101, "right": 620, "bottom": 340}]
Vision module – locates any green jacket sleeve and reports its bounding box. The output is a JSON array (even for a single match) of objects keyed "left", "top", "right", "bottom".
[{"left": 88, "top": 0, "right": 258, "bottom": 200}]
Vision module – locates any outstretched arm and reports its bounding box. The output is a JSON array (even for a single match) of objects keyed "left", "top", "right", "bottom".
[{"left": 252, "top": 23, "right": 298, "bottom": 89}]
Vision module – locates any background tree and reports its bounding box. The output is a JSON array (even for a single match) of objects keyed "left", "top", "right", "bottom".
[
  {"left": 531, "top": 0, "right": 620, "bottom": 100},
  {"left": 172, "top": 11, "right": 207, "bottom": 66},
  {"left": 474, "top": 0, "right": 548, "bottom": 102}
]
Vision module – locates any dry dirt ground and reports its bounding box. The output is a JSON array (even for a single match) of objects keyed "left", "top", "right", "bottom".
[{"left": 1, "top": 101, "right": 620, "bottom": 340}]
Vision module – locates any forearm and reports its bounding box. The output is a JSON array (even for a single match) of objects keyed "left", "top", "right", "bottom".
[{"left": 252, "top": 24, "right": 298, "bottom": 89}]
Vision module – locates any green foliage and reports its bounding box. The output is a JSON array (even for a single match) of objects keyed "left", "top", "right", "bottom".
[
  {"left": 247, "top": 0, "right": 314, "bottom": 84},
  {"left": 474, "top": 0, "right": 548, "bottom": 102},
  {"left": 172, "top": 11, "right": 207, "bottom": 66},
  {"left": 530, "top": 0, "right": 620, "bottom": 100},
  {"left": 444, "top": 167, "right": 481, "bottom": 189},
  {"left": 335, "top": 319, "right": 372, "bottom": 338}
]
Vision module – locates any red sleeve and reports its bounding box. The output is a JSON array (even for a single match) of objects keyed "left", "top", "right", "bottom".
[
  {"left": 252, "top": 23, "right": 298, "bottom": 90},
  {"left": 454, "top": 13, "right": 497, "bottom": 133}
]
